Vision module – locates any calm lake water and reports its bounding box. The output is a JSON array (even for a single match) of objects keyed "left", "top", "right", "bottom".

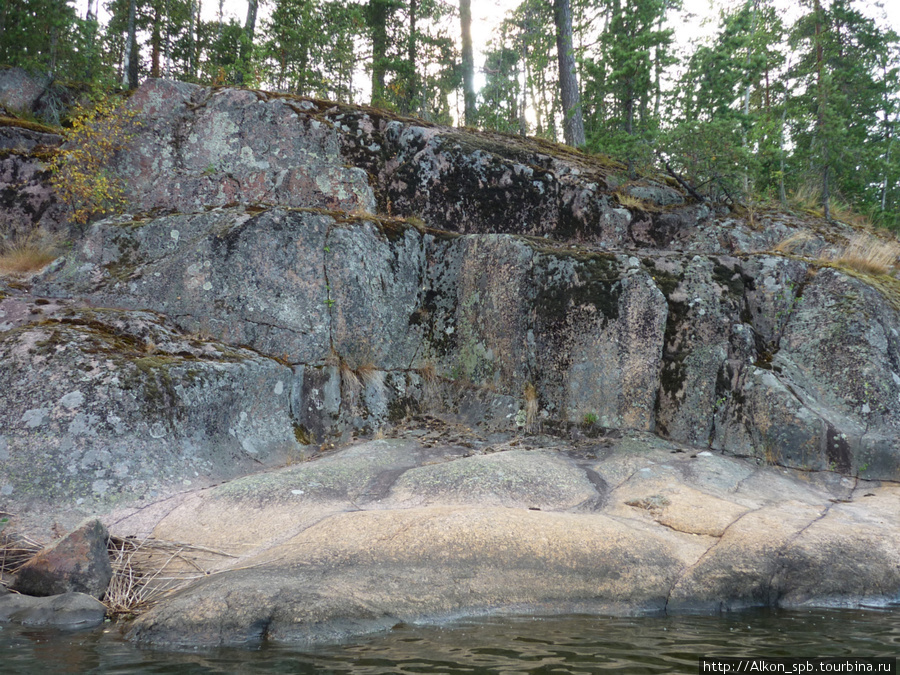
[{"left": 2, "top": 608, "right": 899, "bottom": 674}]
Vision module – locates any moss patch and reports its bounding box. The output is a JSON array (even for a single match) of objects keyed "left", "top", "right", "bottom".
[{"left": 0, "top": 116, "right": 59, "bottom": 135}]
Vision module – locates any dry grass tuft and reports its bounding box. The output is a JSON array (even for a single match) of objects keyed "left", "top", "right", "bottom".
[
  {"left": 790, "top": 183, "right": 872, "bottom": 228},
  {"left": 0, "top": 519, "right": 42, "bottom": 584},
  {"left": 340, "top": 359, "right": 362, "bottom": 407},
  {"left": 419, "top": 361, "right": 441, "bottom": 405},
  {"left": 615, "top": 191, "right": 646, "bottom": 210},
  {"left": 772, "top": 230, "right": 817, "bottom": 255},
  {"left": 104, "top": 536, "right": 236, "bottom": 617},
  {"left": 523, "top": 383, "right": 539, "bottom": 434},
  {"left": 0, "top": 230, "right": 62, "bottom": 276},
  {"left": 829, "top": 234, "right": 900, "bottom": 276},
  {"left": 357, "top": 363, "right": 385, "bottom": 391}
]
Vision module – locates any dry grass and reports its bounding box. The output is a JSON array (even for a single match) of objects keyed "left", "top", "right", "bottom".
[
  {"left": 419, "top": 361, "right": 441, "bottom": 406},
  {"left": 615, "top": 191, "right": 646, "bottom": 210},
  {"left": 357, "top": 364, "right": 385, "bottom": 393},
  {"left": 104, "top": 535, "right": 236, "bottom": 617},
  {"left": 772, "top": 230, "right": 817, "bottom": 255},
  {"left": 0, "top": 230, "right": 62, "bottom": 276},
  {"left": 0, "top": 520, "right": 42, "bottom": 584},
  {"left": 790, "top": 183, "right": 872, "bottom": 228},
  {"left": 828, "top": 234, "right": 900, "bottom": 276},
  {"left": 340, "top": 359, "right": 362, "bottom": 408},
  {"left": 523, "top": 382, "right": 539, "bottom": 434}
]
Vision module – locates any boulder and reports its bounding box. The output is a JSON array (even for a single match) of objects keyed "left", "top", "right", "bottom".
[
  {"left": 10, "top": 518, "right": 111, "bottom": 598},
  {"left": 0, "top": 68, "right": 51, "bottom": 115}
]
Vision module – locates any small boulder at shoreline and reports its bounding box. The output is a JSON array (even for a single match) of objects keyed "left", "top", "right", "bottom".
[
  {"left": 0, "top": 590, "right": 107, "bottom": 628},
  {"left": 10, "top": 518, "right": 112, "bottom": 599}
]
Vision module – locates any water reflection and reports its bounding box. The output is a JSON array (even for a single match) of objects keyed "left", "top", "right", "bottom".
[{"left": 1, "top": 608, "right": 899, "bottom": 674}]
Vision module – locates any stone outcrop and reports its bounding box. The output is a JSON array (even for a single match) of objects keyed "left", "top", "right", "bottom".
[
  {"left": 0, "top": 290, "right": 306, "bottom": 530},
  {"left": 11, "top": 518, "right": 111, "bottom": 598},
  {"left": 0, "top": 124, "right": 64, "bottom": 238},
  {"left": 121, "top": 435, "right": 900, "bottom": 647}
]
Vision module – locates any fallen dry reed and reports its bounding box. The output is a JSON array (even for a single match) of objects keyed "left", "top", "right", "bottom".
[
  {"left": 0, "top": 522, "right": 42, "bottom": 584},
  {"left": 104, "top": 535, "right": 237, "bottom": 617}
]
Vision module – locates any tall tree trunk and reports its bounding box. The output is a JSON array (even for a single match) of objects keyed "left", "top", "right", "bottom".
[
  {"left": 779, "top": 95, "right": 787, "bottom": 203},
  {"left": 151, "top": 4, "right": 161, "bottom": 78},
  {"left": 187, "top": 0, "right": 197, "bottom": 78},
  {"left": 814, "top": 0, "right": 830, "bottom": 220},
  {"left": 122, "top": 0, "right": 137, "bottom": 88},
  {"left": 741, "top": 0, "right": 758, "bottom": 195},
  {"left": 460, "top": 0, "right": 476, "bottom": 126},
  {"left": 405, "top": 0, "right": 417, "bottom": 113},
  {"left": 625, "top": 77, "right": 634, "bottom": 177},
  {"left": 519, "top": 41, "right": 528, "bottom": 135},
  {"left": 553, "top": 0, "right": 585, "bottom": 146},
  {"left": 368, "top": 0, "right": 390, "bottom": 106},
  {"left": 881, "top": 100, "right": 895, "bottom": 212}
]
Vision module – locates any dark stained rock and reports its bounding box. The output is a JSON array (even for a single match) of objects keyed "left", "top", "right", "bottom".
[
  {"left": 10, "top": 518, "right": 111, "bottom": 598},
  {"left": 0, "top": 67, "right": 51, "bottom": 115},
  {"left": 0, "top": 144, "right": 65, "bottom": 238},
  {"left": 0, "top": 590, "right": 106, "bottom": 627}
]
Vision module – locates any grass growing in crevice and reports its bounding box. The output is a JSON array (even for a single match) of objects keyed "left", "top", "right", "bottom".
[
  {"left": 0, "top": 229, "right": 63, "bottom": 276},
  {"left": 523, "top": 382, "right": 539, "bottom": 434}
]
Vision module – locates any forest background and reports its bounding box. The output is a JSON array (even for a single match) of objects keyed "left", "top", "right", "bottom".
[{"left": 2, "top": 0, "right": 899, "bottom": 228}]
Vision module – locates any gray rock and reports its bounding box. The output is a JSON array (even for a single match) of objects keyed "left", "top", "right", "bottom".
[
  {"left": 0, "top": 591, "right": 106, "bottom": 627},
  {"left": 623, "top": 181, "right": 685, "bottom": 206},
  {"left": 119, "top": 80, "right": 375, "bottom": 215},
  {"left": 11, "top": 518, "right": 111, "bottom": 598},
  {"left": 0, "top": 68, "right": 51, "bottom": 114},
  {"left": 0, "top": 301, "right": 305, "bottom": 533}
]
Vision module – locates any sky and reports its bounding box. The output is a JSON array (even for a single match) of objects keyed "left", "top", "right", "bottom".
[
  {"left": 184, "top": 0, "right": 900, "bottom": 52},
  {"left": 86, "top": 0, "right": 900, "bottom": 97}
]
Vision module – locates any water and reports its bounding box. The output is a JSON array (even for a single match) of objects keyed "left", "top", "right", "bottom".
[{"left": 2, "top": 609, "right": 899, "bottom": 674}]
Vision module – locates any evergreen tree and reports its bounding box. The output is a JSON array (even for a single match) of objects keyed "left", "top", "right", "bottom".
[
  {"left": 0, "top": 0, "right": 99, "bottom": 82},
  {"left": 667, "top": 0, "right": 785, "bottom": 201},
  {"left": 789, "top": 0, "right": 898, "bottom": 218},
  {"left": 584, "top": 0, "right": 675, "bottom": 175}
]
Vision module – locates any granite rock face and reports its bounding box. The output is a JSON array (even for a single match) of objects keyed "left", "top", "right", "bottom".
[
  {"left": 3, "top": 72, "right": 900, "bottom": 645},
  {"left": 123, "top": 436, "right": 900, "bottom": 647},
  {"left": 0, "top": 295, "right": 305, "bottom": 529}
]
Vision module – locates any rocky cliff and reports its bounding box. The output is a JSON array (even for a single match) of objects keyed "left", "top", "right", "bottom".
[{"left": 2, "top": 75, "right": 900, "bottom": 642}]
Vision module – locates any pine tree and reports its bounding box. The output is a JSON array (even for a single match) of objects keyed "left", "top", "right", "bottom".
[
  {"left": 553, "top": 0, "right": 585, "bottom": 146},
  {"left": 459, "top": 0, "right": 476, "bottom": 125},
  {"left": 789, "top": 0, "right": 898, "bottom": 218}
]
